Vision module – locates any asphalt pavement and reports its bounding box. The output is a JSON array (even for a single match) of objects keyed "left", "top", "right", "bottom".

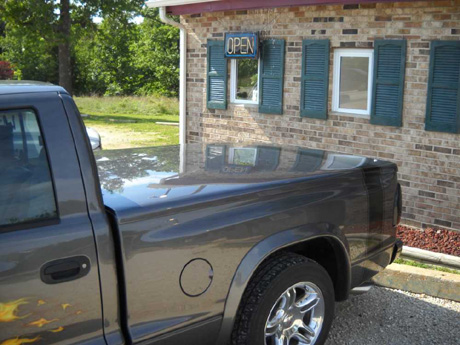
[{"left": 325, "top": 286, "right": 460, "bottom": 345}]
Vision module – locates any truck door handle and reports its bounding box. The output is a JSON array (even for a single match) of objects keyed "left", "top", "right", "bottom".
[{"left": 40, "top": 256, "right": 91, "bottom": 284}]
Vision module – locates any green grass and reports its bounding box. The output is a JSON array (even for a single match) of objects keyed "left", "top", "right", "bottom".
[
  {"left": 75, "top": 95, "right": 179, "bottom": 119},
  {"left": 395, "top": 258, "right": 460, "bottom": 275},
  {"left": 74, "top": 96, "right": 179, "bottom": 149}
]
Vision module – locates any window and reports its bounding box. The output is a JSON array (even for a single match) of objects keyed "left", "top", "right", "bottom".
[
  {"left": 333, "top": 49, "right": 374, "bottom": 116},
  {"left": 229, "top": 147, "right": 257, "bottom": 166},
  {"left": 0, "top": 109, "right": 57, "bottom": 227},
  {"left": 206, "top": 38, "right": 285, "bottom": 114},
  {"left": 230, "top": 59, "right": 260, "bottom": 104}
]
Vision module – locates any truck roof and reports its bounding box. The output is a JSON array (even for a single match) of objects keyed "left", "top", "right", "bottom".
[{"left": 0, "top": 80, "right": 68, "bottom": 95}]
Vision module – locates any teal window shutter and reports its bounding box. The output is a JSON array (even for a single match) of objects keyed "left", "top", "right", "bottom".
[
  {"left": 255, "top": 146, "right": 281, "bottom": 171},
  {"left": 207, "top": 40, "right": 227, "bottom": 110},
  {"left": 300, "top": 39, "right": 330, "bottom": 119},
  {"left": 371, "top": 40, "right": 406, "bottom": 127},
  {"left": 425, "top": 41, "right": 460, "bottom": 133},
  {"left": 291, "top": 148, "right": 325, "bottom": 172},
  {"left": 259, "top": 39, "right": 285, "bottom": 115}
]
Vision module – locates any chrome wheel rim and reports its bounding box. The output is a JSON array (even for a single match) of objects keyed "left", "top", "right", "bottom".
[{"left": 264, "top": 282, "right": 325, "bottom": 345}]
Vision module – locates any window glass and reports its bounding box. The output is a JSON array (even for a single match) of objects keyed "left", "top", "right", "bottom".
[
  {"left": 229, "top": 148, "right": 257, "bottom": 166},
  {"left": 333, "top": 49, "right": 373, "bottom": 116},
  {"left": 339, "top": 56, "right": 369, "bottom": 111},
  {"left": 232, "top": 59, "right": 259, "bottom": 103},
  {"left": 0, "top": 109, "right": 57, "bottom": 227}
]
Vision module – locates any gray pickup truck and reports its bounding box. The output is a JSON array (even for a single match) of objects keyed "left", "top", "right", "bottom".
[{"left": 0, "top": 82, "right": 402, "bottom": 345}]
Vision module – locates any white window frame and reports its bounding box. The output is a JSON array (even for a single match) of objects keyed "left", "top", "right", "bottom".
[
  {"left": 332, "top": 49, "right": 374, "bottom": 117},
  {"left": 230, "top": 59, "right": 260, "bottom": 105}
]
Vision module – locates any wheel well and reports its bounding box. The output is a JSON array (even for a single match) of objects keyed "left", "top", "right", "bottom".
[
  {"left": 222, "top": 236, "right": 351, "bottom": 344},
  {"left": 273, "top": 238, "right": 349, "bottom": 301}
]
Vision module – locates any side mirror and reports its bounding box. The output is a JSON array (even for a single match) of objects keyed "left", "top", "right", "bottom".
[{"left": 86, "top": 127, "right": 102, "bottom": 151}]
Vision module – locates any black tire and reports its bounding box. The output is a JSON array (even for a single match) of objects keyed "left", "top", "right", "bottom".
[{"left": 231, "top": 253, "right": 335, "bottom": 345}]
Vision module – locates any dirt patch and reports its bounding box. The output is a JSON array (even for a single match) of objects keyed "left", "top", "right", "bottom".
[
  {"left": 87, "top": 123, "right": 178, "bottom": 150},
  {"left": 397, "top": 225, "right": 460, "bottom": 257}
]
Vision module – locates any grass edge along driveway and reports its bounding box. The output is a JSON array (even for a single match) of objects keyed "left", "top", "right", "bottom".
[{"left": 75, "top": 96, "right": 179, "bottom": 150}]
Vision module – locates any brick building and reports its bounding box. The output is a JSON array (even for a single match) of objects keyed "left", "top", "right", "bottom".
[{"left": 148, "top": 0, "right": 460, "bottom": 232}]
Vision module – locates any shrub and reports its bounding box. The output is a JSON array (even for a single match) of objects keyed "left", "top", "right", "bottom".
[{"left": 0, "top": 61, "right": 14, "bottom": 80}]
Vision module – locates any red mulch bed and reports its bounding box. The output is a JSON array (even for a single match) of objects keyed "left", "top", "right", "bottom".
[{"left": 397, "top": 225, "right": 460, "bottom": 257}]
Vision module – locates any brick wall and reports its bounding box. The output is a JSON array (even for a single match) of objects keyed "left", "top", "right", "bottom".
[{"left": 181, "top": 1, "right": 460, "bottom": 231}]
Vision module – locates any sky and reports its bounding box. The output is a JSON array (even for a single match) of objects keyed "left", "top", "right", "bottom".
[{"left": 93, "top": 16, "right": 144, "bottom": 24}]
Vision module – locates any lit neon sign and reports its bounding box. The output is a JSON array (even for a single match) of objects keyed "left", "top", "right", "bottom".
[{"left": 224, "top": 33, "right": 259, "bottom": 59}]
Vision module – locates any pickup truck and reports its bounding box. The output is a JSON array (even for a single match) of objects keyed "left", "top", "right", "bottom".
[{"left": 0, "top": 81, "right": 402, "bottom": 345}]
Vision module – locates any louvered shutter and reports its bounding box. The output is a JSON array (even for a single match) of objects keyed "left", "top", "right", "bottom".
[
  {"left": 371, "top": 40, "right": 406, "bottom": 127},
  {"left": 205, "top": 144, "right": 226, "bottom": 171},
  {"left": 259, "top": 39, "right": 285, "bottom": 115},
  {"left": 425, "top": 41, "right": 460, "bottom": 133},
  {"left": 291, "top": 148, "right": 325, "bottom": 172},
  {"left": 300, "top": 39, "right": 330, "bottom": 119},
  {"left": 255, "top": 146, "right": 280, "bottom": 171},
  {"left": 207, "top": 40, "right": 227, "bottom": 110}
]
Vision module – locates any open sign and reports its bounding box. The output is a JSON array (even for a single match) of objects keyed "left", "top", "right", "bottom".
[{"left": 224, "top": 33, "right": 259, "bottom": 59}]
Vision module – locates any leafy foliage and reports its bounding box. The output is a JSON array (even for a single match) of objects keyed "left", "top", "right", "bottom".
[
  {"left": 0, "top": 26, "right": 58, "bottom": 82},
  {"left": 131, "top": 8, "right": 180, "bottom": 97},
  {"left": 0, "top": 0, "right": 180, "bottom": 97},
  {"left": 73, "top": 8, "right": 179, "bottom": 96},
  {"left": 0, "top": 60, "right": 14, "bottom": 79},
  {"left": 95, "top": 146, "right": 180, "bottom": 192},
  {"left": 74, "top": 13, "right": 140, "bottom": 95}
]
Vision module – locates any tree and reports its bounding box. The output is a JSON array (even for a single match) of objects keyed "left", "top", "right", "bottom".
[
  {"left": 132, "top": 8, "right": 179, "bottom": 97},
  {"left": 74, "top": 13, "right": 140, "bottom": 95},
  {"left": 72, "top": 7, "right": 179, "bottom": 97},
  {"left": 0, "top": 60, "right": 13, "bottom": 79},
  {"left": 0, "top": 25, "right": 58, "bottom": 83},
  {"left": 0, "top": 20, "right": 5, "bottom": 54},
  {"left": 0, "top": 0, "right": 143, "bottom": 94},
  {"left": 96, "top": 146, "right": 179, "bottom": 192}
]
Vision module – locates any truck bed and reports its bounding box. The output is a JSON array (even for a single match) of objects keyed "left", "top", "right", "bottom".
[
  {"left": 94, "top": 143, "right": 399, "bottom": 343},
  {"left": 95, "top": 143, "right": 393, "bottom": 220}
]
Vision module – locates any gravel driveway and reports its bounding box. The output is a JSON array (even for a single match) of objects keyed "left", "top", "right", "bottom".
[{"left": 325, "top": 286, "right": 460, "bottom": 345}]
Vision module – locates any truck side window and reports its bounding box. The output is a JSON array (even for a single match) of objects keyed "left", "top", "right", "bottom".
[{"left": 0, "top": 109, "right": 57, "bottom": 227}]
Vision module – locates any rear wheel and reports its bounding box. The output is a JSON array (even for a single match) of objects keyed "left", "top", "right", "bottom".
[{"left": 231, "top": 253, "right": 335, "bottom": 345}]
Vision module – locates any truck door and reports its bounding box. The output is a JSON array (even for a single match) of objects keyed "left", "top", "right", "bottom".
[{"left": 0, "top": 93, "right": 104, "bottom": 344}]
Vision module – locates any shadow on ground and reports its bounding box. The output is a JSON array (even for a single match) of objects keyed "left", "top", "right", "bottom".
[{"left": 325, "top": 286, "right": 459, "bottom": 345}]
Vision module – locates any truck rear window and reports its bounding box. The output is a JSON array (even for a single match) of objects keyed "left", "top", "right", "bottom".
[{"left": 0, "top": 109, "right": 57, "bottom": 228}]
